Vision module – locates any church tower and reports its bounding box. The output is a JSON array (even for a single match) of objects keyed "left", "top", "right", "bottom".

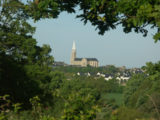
[{"left": 70, "top": 41, "right": 76, "bottom": 65}]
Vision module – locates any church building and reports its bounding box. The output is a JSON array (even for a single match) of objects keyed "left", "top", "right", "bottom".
[{"left": 70, "top": 41, "right": 98, "bottom": 67}]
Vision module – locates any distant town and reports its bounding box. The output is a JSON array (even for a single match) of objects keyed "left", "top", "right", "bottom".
[
  {"left": 52, "top": 41, "right": 144, "bottom": 85},
  {"left": 53, "top": 60, "right": 144, "bottom": 85}
]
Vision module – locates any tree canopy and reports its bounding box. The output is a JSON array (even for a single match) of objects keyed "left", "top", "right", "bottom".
[
  {"left": 24, "top": 0, "right": 160, "bottom": 42},
  {"left": 1, "top": 0, "right": 159, "bottom": 41},
  {"left": 0, "top": 0, "right": 56, "bottom": 107}
]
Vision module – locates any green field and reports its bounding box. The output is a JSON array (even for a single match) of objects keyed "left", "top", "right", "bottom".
[{"left": 102, "top": 93, "right": 124, "bottom": 106}]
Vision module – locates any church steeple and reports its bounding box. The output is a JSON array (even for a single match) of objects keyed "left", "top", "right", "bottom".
[
  {"left": 70, "top": 41, "right": 76, "bottom": 65},
  {"left": 72, "top": 41, "right": 76, "bottom": 50}
]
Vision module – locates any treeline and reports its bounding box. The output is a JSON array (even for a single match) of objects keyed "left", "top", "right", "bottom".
[{"left": 53, "top": 65, "right": 121, "bottom": 74}]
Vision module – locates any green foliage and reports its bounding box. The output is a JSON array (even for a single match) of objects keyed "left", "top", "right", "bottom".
[
  {"left": 123, "top": 61, "right": 160, "bottom": 119},
  {"left": 54, "top": 76, "right": 123, "bottom": 120},
  {"left": 0, "top": 95, "right": 11, "bottom": 120},
  {"left": 110, "top": 107, "right": 144, "bottom": 120},
  {"left": 97, "top": 93, "right": 123, "bottom": 120},
  {"left": 39, "top": 115, "right": 55, "bottom": 120},
  {"left": 103, "top": 93, "right": 124, "bottom": 106},
  {"left": 1, "top": 61, "right": 160, "bottom": 120},
  {"left": 30, "top": 96, "right": 42, "bottom": 114},
  {"left": 0, "top": 0, "right": 56, "bottom": 108},
  {"left": 123, "top": 74, "right": 146, "bottom": 106},
  {"left": 53, "top": 65, "right": 119, "bottom": 75},
  {"left": 24, "top": 0, "right": 160, "bottom": 42},
  {"left": 1, "top": 1, "right": 160, "bottom": 120},
  {"left": 12, "top": 103, "right": 22, "bottom": 113},
  {"left": 61, "top": 91, "right": 100, "bottom": 120}
]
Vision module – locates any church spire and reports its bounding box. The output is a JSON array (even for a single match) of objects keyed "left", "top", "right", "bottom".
[
  {"left": 72, "top": 41, "right": 76, "bottom": 50},
  {"left": 71, "top": 41, "right": 76, "bottom": 65}
]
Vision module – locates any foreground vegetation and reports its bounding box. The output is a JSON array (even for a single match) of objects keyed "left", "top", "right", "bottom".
[
  {"left": 0, "top": 0, "right": 160, "bottom": 120},
  {"left": 1, "top": 61, "right": 160, "bottom": 120}
]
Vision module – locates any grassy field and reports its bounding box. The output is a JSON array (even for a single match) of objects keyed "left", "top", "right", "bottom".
[{"left": 102, "top": 93, "right": 124, "bottom": 106}]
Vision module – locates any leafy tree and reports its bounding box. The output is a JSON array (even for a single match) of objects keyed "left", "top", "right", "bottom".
[
  {"left": 25, "top": 0, "right": 160, "bottom": 42},
  {"left": 123, "top": 74, "right": 146, "bottom": 106},
  {"left": 123, "top": 61, "right": 160, "bottom": 119},
  {"left": 0, "top": 0, "right": 57, "bottom": 108},
  {"left": 61, "top": 91, "right": 99, "bottom": 120}
]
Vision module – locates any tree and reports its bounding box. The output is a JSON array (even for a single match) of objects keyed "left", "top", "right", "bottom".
[
  {"left": 123, "top": 74, "right": 146, "bottom": 106},
  {"left": 0, "top": 0, "right": 56, "bottom": 107},
  {"left": 0, "top": 0, "right": 36, "bottom": 62},
  {"left": 61, "top": 91, "right": 99, "bottom": 120},
  {"left": 123, "top": 61, "right": 160, "bottom": 119},
  {"left": 24, "top": 0, "right": 160, "bottom": 42}
]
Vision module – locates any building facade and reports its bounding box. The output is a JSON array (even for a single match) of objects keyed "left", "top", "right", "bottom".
[{"left": 70, "top": 41, "right": 98, "bottom": 67}]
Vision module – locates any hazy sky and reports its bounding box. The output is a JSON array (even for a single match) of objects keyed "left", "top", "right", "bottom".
[{"left": 31, "top": 12, "right": 160, "bottom": 68}]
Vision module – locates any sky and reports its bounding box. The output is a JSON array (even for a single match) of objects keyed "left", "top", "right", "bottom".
[{"left": 31, "top": 12, "right": 160, "bottom": 68}]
